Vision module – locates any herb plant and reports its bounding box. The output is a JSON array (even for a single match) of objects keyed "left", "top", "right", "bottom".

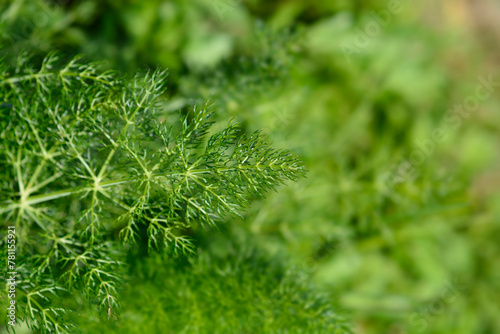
[{"left": 0, "top": 52, "right": 307, "bottom": 332}]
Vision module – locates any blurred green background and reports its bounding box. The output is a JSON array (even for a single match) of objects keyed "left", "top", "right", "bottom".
[{"left": 1, "top": 0, "right": 500, "bottom": 333}]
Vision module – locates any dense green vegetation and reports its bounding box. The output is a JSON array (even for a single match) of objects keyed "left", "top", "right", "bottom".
[{"left": 1, "top": 0, "right": 500, "bottom": 333}]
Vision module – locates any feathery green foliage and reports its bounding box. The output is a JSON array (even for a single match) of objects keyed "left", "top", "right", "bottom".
[
  {"left": 3, "top": 1, "right": 500, "bottom": 334},
  {"left": 0, "top": 51, "right": 306, "bottom": 332},
  {"left": 69, "top": 232, "right": 351, "bottom": 334}
]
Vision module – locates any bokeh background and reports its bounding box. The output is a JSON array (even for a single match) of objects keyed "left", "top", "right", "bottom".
[{"left": 1, "top": 0, "right": 500, "bottom": 333}]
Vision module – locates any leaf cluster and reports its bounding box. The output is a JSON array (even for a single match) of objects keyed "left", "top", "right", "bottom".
[
  {"left": 71, "top": 232, "right": 351, "bottom": 334},
  {"left": 0, "top": 51, "right": 305, "bottom": 332}
]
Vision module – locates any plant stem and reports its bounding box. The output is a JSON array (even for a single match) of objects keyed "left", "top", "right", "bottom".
[{"left": 22, "top": 164, "right": 291, "bottom": 206}]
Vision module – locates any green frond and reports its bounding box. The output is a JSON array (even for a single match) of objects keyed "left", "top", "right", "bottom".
[{"left": 0, "top": 51, "right": 306, "bottom": 332}]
